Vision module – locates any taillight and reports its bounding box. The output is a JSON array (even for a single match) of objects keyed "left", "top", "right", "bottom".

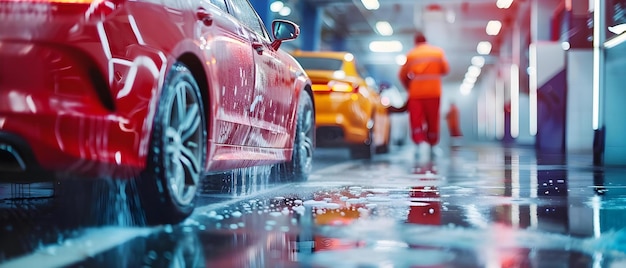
[
  {"left": 0, "top": 0, "right": 123, "bottom": 18},
  {"left": 48, "top": 0, "right": 97, "bottom": 3},
  {"left": 327, "top": 81, "right": 359, "bottom": 93}
]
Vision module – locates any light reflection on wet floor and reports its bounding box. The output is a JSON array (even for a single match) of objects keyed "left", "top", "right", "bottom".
[
  {"left": 183, "top": 144, "right": 626, "bottom": 267},
  {"left": 3, "top": 143, "right": 626, "bottom": 267}
]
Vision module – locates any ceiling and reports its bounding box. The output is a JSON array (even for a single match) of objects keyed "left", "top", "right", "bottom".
[{"left": 292, "top": 0, "right": 525, "bottom": 88}]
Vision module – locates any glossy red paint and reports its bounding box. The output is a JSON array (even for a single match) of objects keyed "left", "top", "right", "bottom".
[{"left": 0, "top": 0, "right": 310, "bottom": 181}]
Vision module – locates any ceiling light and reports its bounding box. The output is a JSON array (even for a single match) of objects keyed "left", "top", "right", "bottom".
[
  {"left": 486, "top": 20, "right": 502, "bottom": 35},
  {"left": 608, "top": 24, "right": 626, "bottom": 35},
  {"left": 471, "top": 56, "right": 485, "bottom": 67},
  {"left": 270, "top": 1, "right": 283, "bottom": 12},
  {"left": 460, "top": 82, "right": 473, "bottom": 95},
  {"left": 467, "top": 65, "right": 481, "bottom": 77},
  {"left": 369, "top": 41, "right": 403, "bottom": 53},
  {"left": 446, "top": 10, "right": 456, "bottom": 23},
  {"left": 375, "top": 21, "right": 394, "bottom": 36},
  {"left": 477, "top": 41, "right": 492, "bottom": 55},
  {"left": 395, "top": 55, "right": 407, "bottom": 65},
  {"left": 361, "top": 0, "right": 379, "bottom": 10},
  {"left": 278, "top": 6, "right": 291, "bottom": 16},
  {"left": 496, "top": 0, "right": 513, "bottom": 9},
  {"left": 344, "top": 53, "right": 354, "bottom": 62},
  {"left": 464, "top": 76, "right": 477, "bottom": 84}
]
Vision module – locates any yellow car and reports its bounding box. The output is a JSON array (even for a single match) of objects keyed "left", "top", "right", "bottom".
[{"left": 291, "top": 51, "right": 390, "bottom": 159}]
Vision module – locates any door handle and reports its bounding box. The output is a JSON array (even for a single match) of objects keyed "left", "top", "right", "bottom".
[
  {"left": 196, "top": 9, "right": 213, "bottom": 26},
  {"left": 252, "top": 43, "right": 264, "bottom": 55}
]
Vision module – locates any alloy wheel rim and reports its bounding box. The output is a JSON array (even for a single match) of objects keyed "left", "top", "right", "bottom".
[
  {"left": 299, "top": 108, "right": 314, "bottom": 174},
  {"left": 164, "top": 80, "right": 202, "bottom": 206}
]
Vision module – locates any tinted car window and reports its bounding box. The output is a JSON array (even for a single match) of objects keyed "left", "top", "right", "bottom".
[
  {"left": 229, "top": 0, "right": 267, "bottom": 38},
  {"left": 294, "top": 57, "right": 343, "bottom": 71},
  {"left": 210, "top": 0, "right": 227, "bottom": 11}
]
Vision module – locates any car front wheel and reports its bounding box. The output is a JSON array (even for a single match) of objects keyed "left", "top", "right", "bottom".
[{"left": 274, "top": 91, "right": 314, "bottom": 181}]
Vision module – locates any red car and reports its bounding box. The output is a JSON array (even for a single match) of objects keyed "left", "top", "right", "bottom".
[{"left": 0, "top": 0, "right": 314, "bottom": 224}]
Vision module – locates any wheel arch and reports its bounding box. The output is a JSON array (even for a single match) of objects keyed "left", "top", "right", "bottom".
[{"left": 177, "top": 53, "right": 210, "bottom": 121}]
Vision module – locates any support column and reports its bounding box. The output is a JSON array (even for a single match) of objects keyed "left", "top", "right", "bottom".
[
  {"left": 299, "top": 1, "right": 322, "bottom": 51},
  {"left": 566, "top": 1, "right": 595, "bottom": 154},
  {"left": 601, "top": 0, "right": 626, "bottom": 165},
  {"left": 330, "top": 34, "right": 346, "bottom": 51}
]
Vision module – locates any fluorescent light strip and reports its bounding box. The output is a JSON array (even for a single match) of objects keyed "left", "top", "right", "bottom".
[
  {"left": 496, "top": 78, "right": 504, "bottom": 139},
  {"left": 369, "top": 41, "right": 403, "bottom": 52},
  {"left": 471, "top": 56, "right": 485, "bottom": 67},
  {"left": 486, "top": 20, "right": 502, "bottom": 36},
  {"left": 510, "top": 64, "right": 520, "bottom": 138},
  {"left": 608, "top": 24, "right": 626, "bottom": 35},
  {"left": 460, "top": 82, "right": 473, "bottom": 95},
  {"left": 604, "top": 33, "right": 626, "bottom": 49},
  {"left": 467, "top": 65, "right": 481, "bottom": 77},
  {"left": 361, "top": 0, "right": 379, "bottom": 10},
  {"left": 395, "top": 55, "right": 407, "bottom": 65},
  {"left": 482, "top": 91, "right": 489, "bottom": 138},
  {"left": 592, "top": 0, "right": 602, "bottom": 130},
  {"left": 270, "top": 1, "right": 283, "bottom": 12},
  {"left": 529, "top": 43, "right": 537, "bottom": 136},
  {"left": 477, "top": 41, "right": 492, "bottom": 55},
  {"left": 496, "top": 0, "right": 513, "bottom": 9}
]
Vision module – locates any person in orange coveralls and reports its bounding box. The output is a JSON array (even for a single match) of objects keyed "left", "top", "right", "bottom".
[
  {"left": 446, "top": 101, "right": 462, "bottom": 147},
  {"left": 398, "top": 31, "right": 449, "bottom": 157}
]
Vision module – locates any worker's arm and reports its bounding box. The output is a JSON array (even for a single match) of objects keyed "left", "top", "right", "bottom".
[{"left": 398, "top": 61, "right": 411, "bottom": 89}]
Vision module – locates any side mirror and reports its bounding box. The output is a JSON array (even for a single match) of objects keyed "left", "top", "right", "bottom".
[{"left": 271, "top": 19, "right": 300, "bottom": 50}]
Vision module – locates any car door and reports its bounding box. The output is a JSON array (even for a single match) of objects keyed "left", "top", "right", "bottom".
[
  {"left": 227, "top": 0, "right": 295, "bottom": 149},
  {"left": 195, "top": 0, "right": 256, "bottom": 148},
  {"left": 249, "top": 26, "right": 296, "bottom": 149}
]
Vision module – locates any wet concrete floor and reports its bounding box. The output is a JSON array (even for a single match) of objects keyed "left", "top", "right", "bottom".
[{"left": 2, "top": 143, "right": 626, "bottom": 267}]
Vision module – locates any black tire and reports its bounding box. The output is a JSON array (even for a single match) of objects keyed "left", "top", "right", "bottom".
[
  {"left": 376, "top": 125, "right": 391, "bottom": 154},
  {"left": 350, "top": 124, "right": 375, "bottom": 159},
  {"left": 136, "top": 62, "right": 206, "bottom": 225},
  {"left": 394, "top": 137, "right": 406, "bottom": 146},
  {"left": 275, "top": 91, "right": 315, "bottom": 181},
  {"left": 376, "top": 141, "right": 390, "bottom": 154}
]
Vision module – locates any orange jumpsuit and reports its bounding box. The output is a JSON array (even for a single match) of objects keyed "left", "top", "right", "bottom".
[
  {"left": 398, "top": 43, "right": 449, "bottom": 145},
  {"left": 446, "top": 103, "right": 462, "bottom": 137}
]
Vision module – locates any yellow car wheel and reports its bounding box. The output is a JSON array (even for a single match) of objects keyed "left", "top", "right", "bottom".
[{"left": 349, "top": 125, "right": 374, "bottom": 159}]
